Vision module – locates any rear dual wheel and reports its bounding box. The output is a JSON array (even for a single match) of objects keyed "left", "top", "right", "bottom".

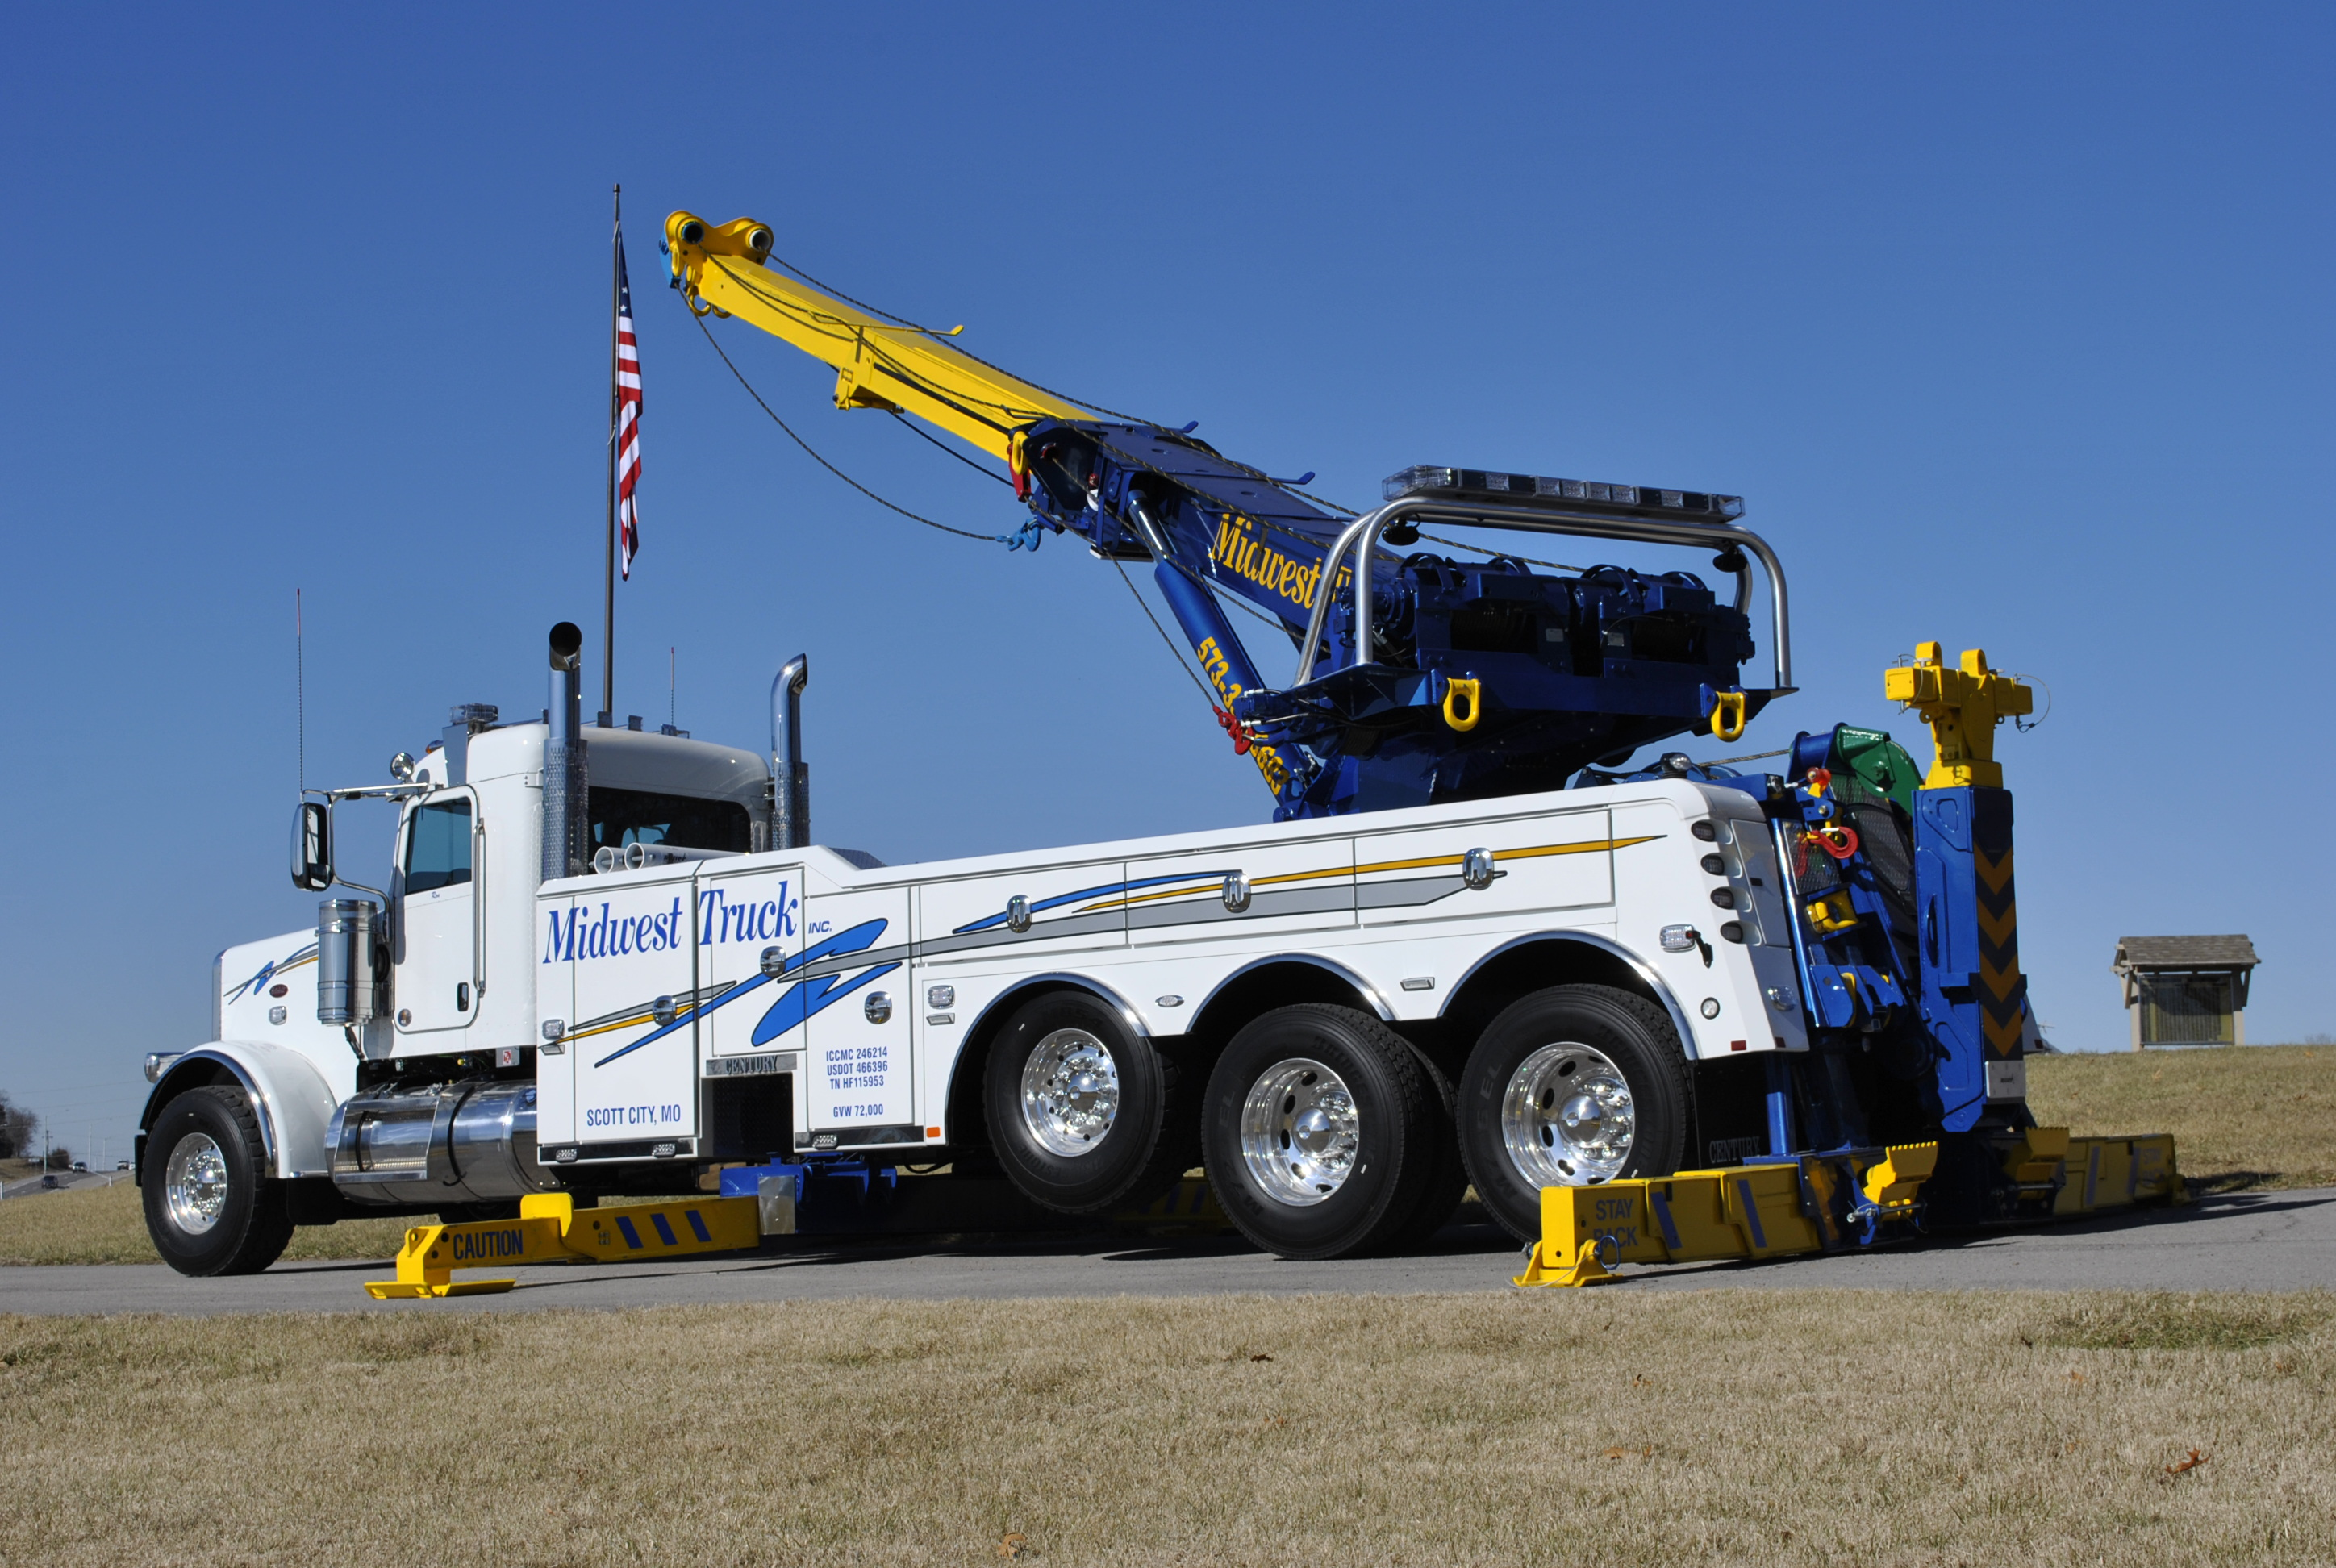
[
  {"left": 1457, "top": 984, "right": 1692, "bottom": 1242},
  {"left": 1201, "top": 1004, "right": 1453, "bottom": 1260},
  {"left": 984, "top": 991, "right": 1191, "bottom": 1213}
]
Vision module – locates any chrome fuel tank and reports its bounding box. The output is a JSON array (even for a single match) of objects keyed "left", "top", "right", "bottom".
[{"left": 326, "top": 1081, "right": 558, "bottom": 1206}]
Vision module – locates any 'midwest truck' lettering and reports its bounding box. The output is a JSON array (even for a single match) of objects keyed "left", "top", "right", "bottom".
[
  {"left": 540, "top": 882, "right": 797, "bottom": 964},
  {"left": 543, "top": 899, "right": 686, "bottom": 964},
  {"left": 698, "top": 883, "right": 796, "bottom": 946}
]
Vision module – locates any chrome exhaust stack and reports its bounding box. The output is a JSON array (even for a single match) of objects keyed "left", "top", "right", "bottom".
[
  {"left": 543, "top": 622, "right": 589, "bottom": 882},
  {"left": 771, "top": 653, "right": 808, "bottom": 850}
]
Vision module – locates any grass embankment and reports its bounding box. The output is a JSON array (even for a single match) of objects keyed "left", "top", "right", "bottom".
[
  {"left": 2028, "top": 1043, "right": 2336, "bottom": 1193},
  {"left": 2, "top": 1291, "right": 2330, "bottom": 1566}
]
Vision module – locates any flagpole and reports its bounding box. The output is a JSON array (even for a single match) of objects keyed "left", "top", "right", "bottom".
[{"left": 603, "top": 181, "right": 621, "bottom": 724}]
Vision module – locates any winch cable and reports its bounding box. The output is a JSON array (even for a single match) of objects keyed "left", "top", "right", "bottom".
[
  {"left": 1108, "top": 556, "right": 1221, "bottom": 709},
  {"left": 694, "top": 316, "right": 1307, "bottom": 632},
  {"left": 736, "top": 253, "right": 1369, "bottom": 540},
  {"left": 693, "top": 312, "right": 1015, "bottom": 544},
  {"left": 721, "top": 262, "right": 1615, "bottom": 594},
  {"left": 887, "top": 410, "right": 1016, "bottom": 487},
  {"left": 694, "top": 302, "right": 1454, "bottom": 719}
]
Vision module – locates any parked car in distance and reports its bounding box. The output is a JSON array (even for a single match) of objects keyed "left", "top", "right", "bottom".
[
  {"left": 40, "top": 1174, "right": 60, "bottom": 1190},
  {"left": 115, "top": 1159, "right": 131, "bottom": 1171},
  {"left": 70, "top": 1161, "right": 88, "bottom": 1173}
]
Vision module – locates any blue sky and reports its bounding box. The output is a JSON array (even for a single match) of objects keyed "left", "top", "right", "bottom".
[{"left": 4, "top": 5, "right": 2330, "bottom": 1157}]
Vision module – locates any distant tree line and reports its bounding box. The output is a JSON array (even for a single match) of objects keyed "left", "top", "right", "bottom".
[{"left": 1, "top": 1090, "right": 41, "bottom": 1161}]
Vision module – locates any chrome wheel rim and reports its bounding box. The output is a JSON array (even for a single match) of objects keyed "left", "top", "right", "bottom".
[
  {"left": 1020, "top": 1028, "right": 1120, "bottom": 1157},
  {"left": 1502, "top": 1042, "right": 1634, "bottom": 1186},
  {"left": 164, "top": 1132, "right": 230, "bottom": 1236},
  {"left": 1239, "top": 1057, "right": 1359, "bottom": 1207}
]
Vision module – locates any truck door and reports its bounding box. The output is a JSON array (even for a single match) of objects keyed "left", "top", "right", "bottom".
[
  {"left": 394, "top": 790, "right": 482, "bottom": 1038},
  {"left": 801, "top": 885, "right": 915, "bottom": 1149}
]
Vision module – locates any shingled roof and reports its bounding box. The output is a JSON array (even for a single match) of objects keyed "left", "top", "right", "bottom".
[{"left": 2113, "top": 935, "right": 2260, "bottom": 971}]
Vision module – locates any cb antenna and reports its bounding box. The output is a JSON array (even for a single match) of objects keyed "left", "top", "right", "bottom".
[{"left": 296, "top": 587, "right": 306, "bottom": 794}]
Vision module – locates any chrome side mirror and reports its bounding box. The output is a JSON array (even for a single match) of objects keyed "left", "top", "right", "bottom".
[{"left": 291, "top": 800, "right": 334, "bottom": 892}]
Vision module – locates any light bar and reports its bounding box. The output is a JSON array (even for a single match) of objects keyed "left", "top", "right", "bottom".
[{"left": 1382, "top": 465, "right": 1745, "bottom": 522}]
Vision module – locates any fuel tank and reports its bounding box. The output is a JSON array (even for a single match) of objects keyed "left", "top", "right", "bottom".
[{"left": 325, "top": 1081, "right": 559, "bottom": 1206}]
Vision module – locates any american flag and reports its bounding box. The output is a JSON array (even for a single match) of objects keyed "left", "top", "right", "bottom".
[{"left": 615, "top": 229, "right": 643, "bottom": 578}]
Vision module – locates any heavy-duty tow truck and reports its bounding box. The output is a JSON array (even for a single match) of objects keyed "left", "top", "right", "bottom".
[{"left": 131, "top": 209, "right": 2176, "bottom": 1296}]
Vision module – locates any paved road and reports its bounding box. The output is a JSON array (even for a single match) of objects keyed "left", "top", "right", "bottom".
[
  {"left": 2, "top": 1186, "right": 2329, "bottom": 1316},
  {"left": 0, "top": 1170, "right": 121, "bottom": 1200}
]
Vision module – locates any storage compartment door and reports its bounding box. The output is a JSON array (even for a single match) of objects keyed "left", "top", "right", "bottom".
[
  {"left": 696, "top": 863, "right": 805, "bottom": 1060},
  {"left": 535, "top": 889, "right": 578, "bottom": 1146},
  {"left": 562, "top": 869, "right": 699, "bottom": 1149},
  {"left": 801, "top": 886, "right": 916, "bottom": 1146}
]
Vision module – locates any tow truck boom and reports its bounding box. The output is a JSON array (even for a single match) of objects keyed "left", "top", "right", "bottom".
[{"left": 666, "top": 212, "right": 1788, "bottom": 819}]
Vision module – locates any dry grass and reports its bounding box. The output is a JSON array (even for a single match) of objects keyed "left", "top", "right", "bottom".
[
  {"left": 0, "top": 1290, "right": 2330, "bottom": 1566},
  {"left": 0, "top": 1178, "right": 415, "bottom": 1266},
  {"left": 2028, "top": 1044, "right": 2336, "bottom": 1192}
]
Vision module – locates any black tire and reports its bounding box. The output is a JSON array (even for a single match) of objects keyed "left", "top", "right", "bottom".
[
  {"left": 1381, "top": 1044, "right": 1468, "bottom": 1252},
  {"left": 982, "top": 990, "right": 1187, "bottom": 1213},
  {"left": 1458, "top": 984, "right": 1692, "bottom": 1243},
  {"left": 439, "top": 1201, "right": 522, "bottom": 1224},
  {"left": 141, "top": 1086, "right": 294, "bottom": 1276},
  {"left": 1201, "top": 1004, "right": 1439, "bottom": 1261}
]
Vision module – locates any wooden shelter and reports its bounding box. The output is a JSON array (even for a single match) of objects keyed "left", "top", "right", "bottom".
[{"left": 2112, "top": 935, "right": 2260, "bottom": 1049}]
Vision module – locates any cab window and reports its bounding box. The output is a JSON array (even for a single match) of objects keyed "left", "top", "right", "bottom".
[
  {"left": 404, "top": 798, "right": 473, "bottom": 894},
  {"left": 589, "top": 786, "right": 751, "bottom": 856}
]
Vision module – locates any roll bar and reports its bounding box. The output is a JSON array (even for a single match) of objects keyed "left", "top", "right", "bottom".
[{"left": 1290, "top": 497, "right": 1793, "bottom": 694}]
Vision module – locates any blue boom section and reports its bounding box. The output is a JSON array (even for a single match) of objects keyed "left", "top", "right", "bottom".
[{"left": 1015, "top": 419, "right": 1767, "bottom": 818}]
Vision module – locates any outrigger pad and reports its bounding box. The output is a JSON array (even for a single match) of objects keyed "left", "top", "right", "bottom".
[
  {"left": 361, "top": 1192, "right": 762, "bottom": 1300},
  {"left": 1514, "top": 1132, "right": 2181, "bottom": 1289}
]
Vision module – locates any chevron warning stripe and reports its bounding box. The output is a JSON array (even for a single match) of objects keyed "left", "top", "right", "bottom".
[{"left": 1973, "top": 838, "right": 2024, "bottom": 1057}]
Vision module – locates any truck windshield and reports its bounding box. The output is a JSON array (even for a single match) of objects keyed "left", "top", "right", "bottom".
[
  {"left": 404, "top": 798, "right": 473, "bottom": 894},
  {"left": 589, "top": 786, "right": 751, "bottom": 856}
]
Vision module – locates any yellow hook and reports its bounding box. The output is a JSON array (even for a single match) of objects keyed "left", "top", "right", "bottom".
[
  {"left": 1708, "top": 689, "right": 1746, "bottom": 742},
  {"left": 1443, "top": 677, "right": 1483, "bottom": 732}
]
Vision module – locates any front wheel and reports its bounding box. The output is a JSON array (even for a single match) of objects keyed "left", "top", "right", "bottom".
[
  {"left": 141, "top": 1086, "right": 294, "bottom": 1276},
  {"left": 1457, "top": 985, "right": 1691, "bottom": 1242},
  {"left": 1202, "top": 1004, "right": 1439, "bottom": 1260}
]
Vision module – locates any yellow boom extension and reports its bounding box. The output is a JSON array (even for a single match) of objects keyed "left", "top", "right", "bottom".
[{"left": 663, "top": 212, "right": 1097, "bottom": 469}]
